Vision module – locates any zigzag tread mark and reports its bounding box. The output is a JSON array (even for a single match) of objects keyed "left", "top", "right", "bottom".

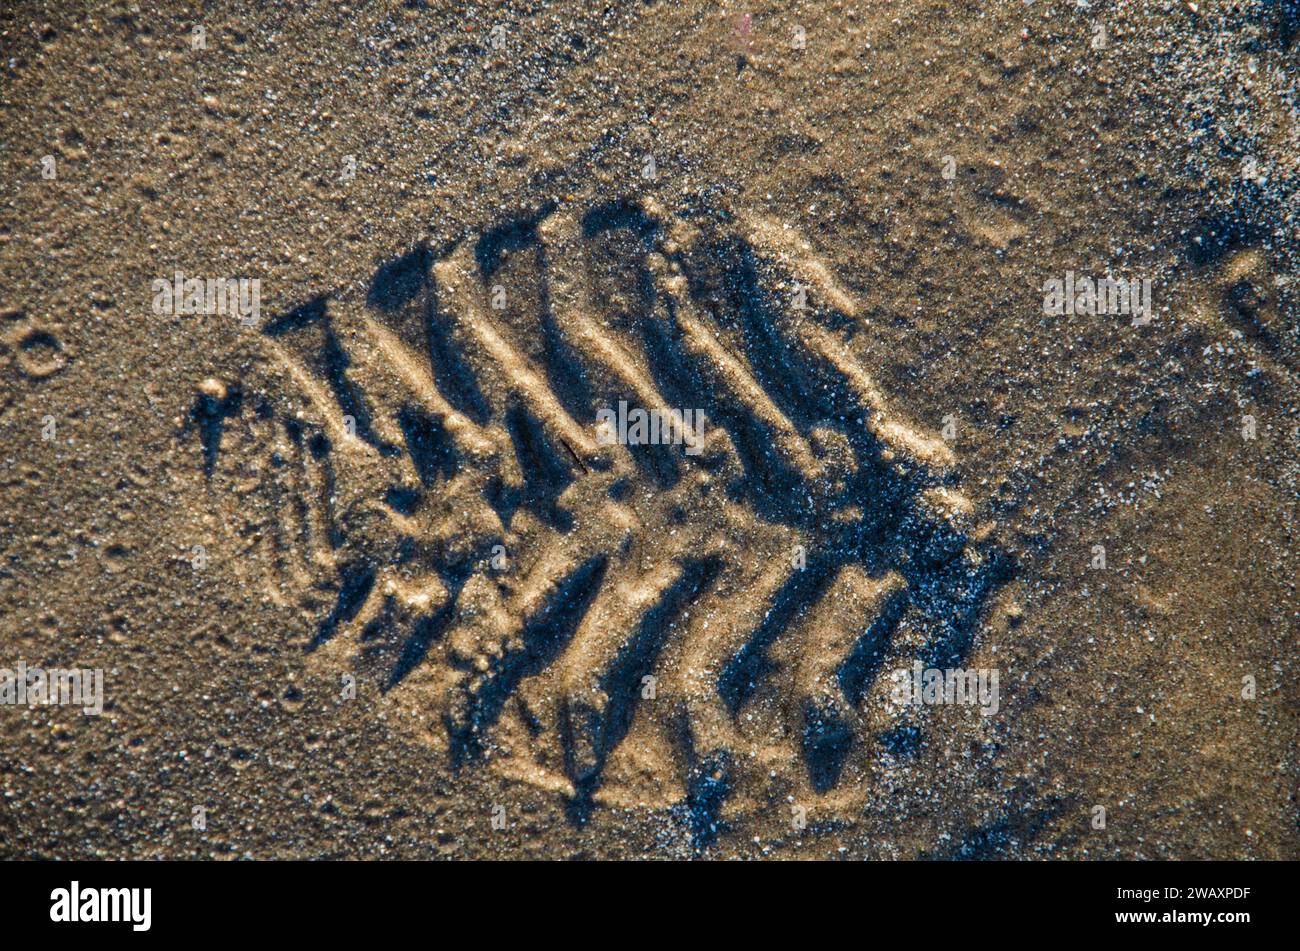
[{"left": 241, "top": 196, "right": 1010, "bottom": 820}]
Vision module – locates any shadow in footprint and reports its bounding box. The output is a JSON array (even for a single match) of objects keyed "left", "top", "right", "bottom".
[{"left": 184, "top": 385, "right": 242, "bottom": 478}]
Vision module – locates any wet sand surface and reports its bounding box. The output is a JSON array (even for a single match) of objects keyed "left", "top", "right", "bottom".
[{"left": 0, "top": 0, "right": 1296, "bottom": 858}]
